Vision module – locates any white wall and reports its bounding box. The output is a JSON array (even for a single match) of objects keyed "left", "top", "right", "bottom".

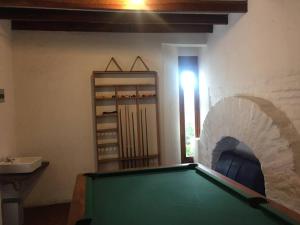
[
  {"left": 0, "top": 20, "right": 15, "bottom": 225},
  {"left": 201, "top": 0, "right": 300, "bottom": 182},
  {"left": 12, "top": 31, "right": 206, "bottom": 206},
  {"left": 160, "top": 45, "right": 180, "bottom": 165},
  {"left": 0, "top": 21, "right": 15, "bottom": 159}
]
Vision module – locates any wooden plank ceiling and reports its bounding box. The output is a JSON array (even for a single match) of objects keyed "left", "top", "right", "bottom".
[{"left": 0, "top": 0, "right": 248, "bottom": 33}]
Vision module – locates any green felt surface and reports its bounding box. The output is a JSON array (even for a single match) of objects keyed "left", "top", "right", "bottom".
[{"left": 84, "top": 167, "right": 296, "bottom": 225}]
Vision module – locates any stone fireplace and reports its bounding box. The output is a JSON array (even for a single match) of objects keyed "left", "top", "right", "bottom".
[{"left": 198, "top": 96, "right": 300, "bottom": 213}]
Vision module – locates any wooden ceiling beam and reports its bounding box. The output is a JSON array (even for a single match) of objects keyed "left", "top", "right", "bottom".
[
  {"left": 12, "top": 21, "right": 214, "bottom": 33},
  {"left": 0, "top": 0, "right": 247, "bottom": 13},
  {"left": 3, "top": 1, "right": 247, "bottom": 33},
  {"left": 0, "top": 8, "right": 228, "bottom": 25}
]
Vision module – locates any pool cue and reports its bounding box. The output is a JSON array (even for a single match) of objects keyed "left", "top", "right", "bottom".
[
  {"left": 140, "top": 109, "right": 145, "bottom": 166},
  {"left": 126, "top": 105, "right": 132, "bottom": 168},
  {"left": 145, "top": 108, "right": 149, "bottom": 166},
  {"left": 124, "top": 106, "right": 129, "bottom": 168},
  {"left": 132, "top": 112, "right": 137, "bottom": 168},
  {"left": 127, "top": 105, "right": 133, "bottom": 168},
  {"left": 119, "top": 109, "right": 124, "bottom": 169}
]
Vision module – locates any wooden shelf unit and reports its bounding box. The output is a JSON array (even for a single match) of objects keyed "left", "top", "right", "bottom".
[{"left": 92, "top": 71, "right": 161, "bottom": 171}]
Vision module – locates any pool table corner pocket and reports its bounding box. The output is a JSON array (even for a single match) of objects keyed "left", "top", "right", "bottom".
[{"left": 75, "top": 218, "right": 92, "bottom": 225}]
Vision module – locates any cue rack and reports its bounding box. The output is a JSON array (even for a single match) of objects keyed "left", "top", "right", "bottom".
[{"left": 92, "top": 57, "right": 161, "bottom": 172}]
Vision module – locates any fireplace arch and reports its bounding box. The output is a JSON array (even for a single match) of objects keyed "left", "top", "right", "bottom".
[{"left": 198, "top": 96, "right": 300, "bottom": 213}]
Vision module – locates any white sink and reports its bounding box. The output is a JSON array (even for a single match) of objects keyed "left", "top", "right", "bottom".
[{"left": 0, "top": 157, "right": 42, "bottom": 174}]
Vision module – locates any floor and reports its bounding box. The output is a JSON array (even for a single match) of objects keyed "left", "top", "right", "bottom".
[{"left": 24, "top": 203, "right": 70, "bottom": 225}]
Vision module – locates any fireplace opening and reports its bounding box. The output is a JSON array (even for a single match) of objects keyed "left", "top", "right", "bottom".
[{"left": 213, "top": 137, "right": 266, "bottom": 196}]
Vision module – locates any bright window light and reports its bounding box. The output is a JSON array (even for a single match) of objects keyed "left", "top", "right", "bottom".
[
  {"left": 181, "top": 71, "right": 196, "bottom": 89},
  {"left": 180, "top": 70, "right": 196, "bottom": 157}
]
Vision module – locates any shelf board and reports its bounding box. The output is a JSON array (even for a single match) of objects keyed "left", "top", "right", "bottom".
[
  {"left": 97, "top": 142, "right": 119, "bottom": 148},
  {"left": 94, "top": 84, "right": 155, "bottom": 88},
  {"left": 93, "top": 71, "right": 157, "bottom": 76},
  {"left": 119, "top": 96, "right": 157, "bottom": 100},
  {"left": 98, "top": 158, "right": 119, "bottom": 163},
  {"left": 97, "top": 154, "right": 159, "bottom": 163},
  {"left": 96, "top": 113, "right": 117, "bottom": 119},
  {"left": 95, "top": 97, "right": 117, "bottom": 101},
  {"left": 120, "top": 154, "right": 159, "bottom": 161},
  {"left": 97, "top": 128, "right": 117, "bottom": 134},
  {"left": 95, "top": 96, "right": 157, "bottom": 101}
]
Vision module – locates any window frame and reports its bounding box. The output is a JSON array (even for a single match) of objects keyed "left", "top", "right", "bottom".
[{"left": 178, "top": 56, "right": 200, "bottom": 163}]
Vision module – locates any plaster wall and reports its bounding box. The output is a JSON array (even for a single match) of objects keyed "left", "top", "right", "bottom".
[
  {"left": 12, "top": 31, "right": 206, "bottom": 206},
  {"left": 0, "top": 20, "right": 15, "bottom": 225},
  {"left": 0, "top": 21, "right": 15, "bottom": 159}
]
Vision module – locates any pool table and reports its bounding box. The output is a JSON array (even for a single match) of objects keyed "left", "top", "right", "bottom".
[{"left": 68, "top": 164, "right": 300, "bottom": 225}]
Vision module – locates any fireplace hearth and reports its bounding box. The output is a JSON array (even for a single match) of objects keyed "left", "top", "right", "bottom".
[
  {"left": 214, "top": 137, "right": 265, "bottom": 196},
  {"left": 198, "top": 96, "right": 300, "bottom": 213}
]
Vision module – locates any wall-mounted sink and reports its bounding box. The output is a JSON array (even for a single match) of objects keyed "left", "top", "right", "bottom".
[{"left": 0, "top": 157, "right": 42, "bottom": 174}]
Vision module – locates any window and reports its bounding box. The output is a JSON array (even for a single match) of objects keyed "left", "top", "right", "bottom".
[{"left": 178, "top": 56, "right": 200, "bottom": 163}]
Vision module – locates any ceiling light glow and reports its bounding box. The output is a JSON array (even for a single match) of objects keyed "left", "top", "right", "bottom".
[{"left": 124, "top": 0, "right": 146, "bottom": 10}]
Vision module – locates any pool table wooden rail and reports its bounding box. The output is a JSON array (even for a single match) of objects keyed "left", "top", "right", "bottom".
[
  {"left": 68, "top": 175, "right": 86, "bottom": 225},
  {"left": 197, "top": 164, "right": 300, "bottom": 223},
  {"left": 67, "top": 163, "right": 300, "bottom": 225}
]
